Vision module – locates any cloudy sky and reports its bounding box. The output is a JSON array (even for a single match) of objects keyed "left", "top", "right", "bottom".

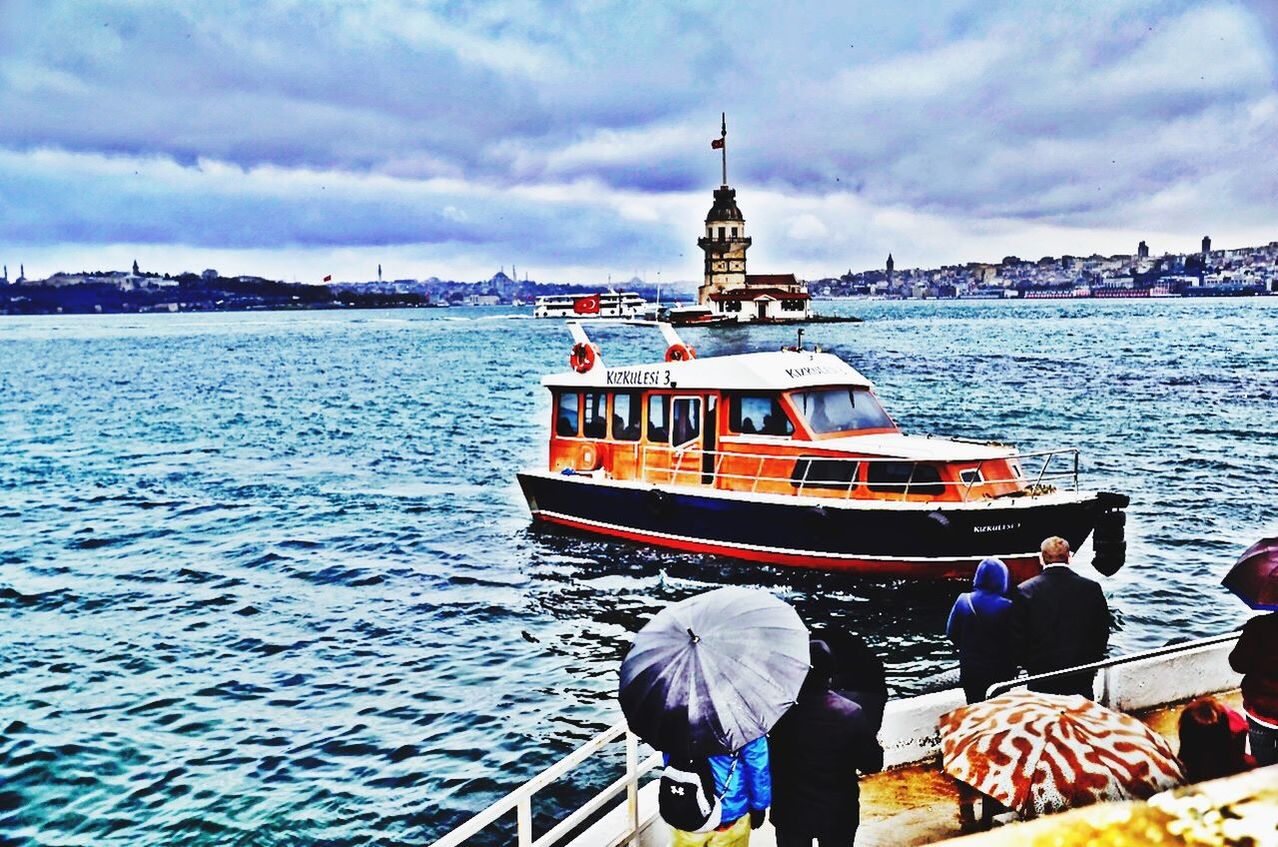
[{"left": 1, "top": 1, "right": 1275, "bottom": 284}]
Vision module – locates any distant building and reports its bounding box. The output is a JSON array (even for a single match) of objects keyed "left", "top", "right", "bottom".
[
  {"left": 201, "top": 268, "right": 218, "bottom": 281},
  {"left": 1202, "top": 235, "right": 1212, "bottom": 254},
  {"left": 709, "top": 274, "right": 811, "bottom": 321},
  {"left": 886, "top": 253, "right": 895, "bottom": 284},
  {"left": 1137, "top": 241, "right": 1149, "bottom": 259}
]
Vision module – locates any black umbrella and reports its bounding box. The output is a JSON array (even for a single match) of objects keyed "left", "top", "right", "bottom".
[
  {"left": 1222, "top": 537, "right": 1278, "bottom": 610},
  {"left": 618, "top": 586, "right": 809, "bottom": 757}
]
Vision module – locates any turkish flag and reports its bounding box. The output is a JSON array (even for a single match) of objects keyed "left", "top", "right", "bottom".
[
  {"left": 573, "top": 295, "right": 601, "bottom": 314},
  {"left": 711, "top": 138, "right": 724, "bottom": 149},
  {"left": 323, "top": 274, "right": 332, "bottom": 282}
]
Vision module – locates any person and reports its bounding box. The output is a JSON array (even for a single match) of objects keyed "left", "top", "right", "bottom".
[
  {"left": 1177, "top": 696, "right": 1255, "bottom": 783},
  {"left": 947, "top": 557, "right": 1018, "bottom": 704},
  {"left": 810, "top": 626, "right": 888, "bottom": 732},
  {"left": 1010, "top": 536, "right": 1110, "bottom": 697},
  {"left": 768, "top": 640, "right": 884, "bottom": 847},
  {"left": 666, "top": 735, "right": 771, "bottom": 847},
  {"left": 1228, "top": 610, "right": 1278, "bottom": 767}
]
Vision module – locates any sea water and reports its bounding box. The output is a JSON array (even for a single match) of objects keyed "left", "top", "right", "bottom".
[{"left": 2, "top": 298, "right": 1276, "bottom": 844}]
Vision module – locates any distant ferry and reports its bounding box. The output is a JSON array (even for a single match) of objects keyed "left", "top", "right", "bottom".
[
  {"left": 533, "top": 292, "right": 648, "bottom": 319},
  {"left": 517, "top": 321, "right": 1129, "bottom": 580}
]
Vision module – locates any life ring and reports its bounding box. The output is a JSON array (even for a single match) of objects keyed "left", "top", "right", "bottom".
[
  {"left": 569, "top": 342, "right": 598, "bottom": 373},
  {"left": 664, "top": 343, "right": 696, "bottom": 362}
]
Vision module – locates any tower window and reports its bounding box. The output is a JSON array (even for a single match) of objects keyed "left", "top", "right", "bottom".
[
  {"left": 731, "top": 227, "right": 738, "bottom": 237},
  {"left": 718, "top": 226, "right": 725, "bottom": 240}
]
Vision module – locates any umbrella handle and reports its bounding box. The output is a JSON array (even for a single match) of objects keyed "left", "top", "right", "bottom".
[{"left": 687, "top": 628, "right": 700, "bottom": 644}]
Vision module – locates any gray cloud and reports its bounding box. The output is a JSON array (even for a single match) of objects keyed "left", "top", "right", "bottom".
[{"left": 0, "top": 0, "right": 1274, "bottom": 278}]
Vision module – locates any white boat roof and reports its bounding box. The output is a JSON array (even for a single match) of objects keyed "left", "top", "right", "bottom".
[{"left": 542, "top": 350, "right": 874, "bottom": 391}]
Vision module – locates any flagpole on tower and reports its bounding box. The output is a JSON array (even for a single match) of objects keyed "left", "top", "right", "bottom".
[{"left": 720, "top": 112, "right": 727, "bottom": 186}]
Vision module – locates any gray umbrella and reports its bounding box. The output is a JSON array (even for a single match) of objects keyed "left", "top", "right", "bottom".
[{"left": 618, "top": 586, "right": 809, "bottom": 757}]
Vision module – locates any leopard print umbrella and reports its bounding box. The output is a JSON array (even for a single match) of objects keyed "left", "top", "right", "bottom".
[{"left": 940, "top": 691, "right": 1185, "bottom": 818}]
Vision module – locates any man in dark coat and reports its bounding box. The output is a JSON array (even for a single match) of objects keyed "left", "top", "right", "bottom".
[
  {"left": 1011, "top": 536, "right": 1110, "bottom": 697},
  {"left": 768, "top": 641, "right": 884, "bottom": 847}
]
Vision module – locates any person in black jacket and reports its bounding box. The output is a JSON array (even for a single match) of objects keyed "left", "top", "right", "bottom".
[
  {"left": 809, "top": 626, "right": 888, "bottom": 732},
  {"left": 1011, "top": 536, "right": 1110, "bottom": 697},
  {"left": 768, "top": 640, "right": 884, "bottom": 847}
]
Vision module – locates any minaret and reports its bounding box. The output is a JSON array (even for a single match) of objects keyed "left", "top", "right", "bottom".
[
  {"left": 886, "top": 253, "right": 895, "bottom": 283},
  {"left": 697, "top": 113, "right": 751, "bottom": 305}
]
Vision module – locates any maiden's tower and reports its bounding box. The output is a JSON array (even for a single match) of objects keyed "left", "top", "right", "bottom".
[{"left": 696, "top": 114, "right": 812, "bottom": 323}]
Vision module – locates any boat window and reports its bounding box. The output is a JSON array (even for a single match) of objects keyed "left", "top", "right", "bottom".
[
  {"left": 613, "top": 392, "right": 642, "bottom": 441},
  {"left": 556, "top": 392, "right": 579, "bottom": 437},
  {"left": 866, "top": 462, "right": 945, "bottom": 496},
  {"left": 792, "top": 387, "right": 894, "bottom": 434},
  {"left": 583, "top": 392, "right": 607, "bottom": 438},
  {"left": 671, "top": 398, "right": 701, "bottom": 446},
  {"left": 647, "top": 395, "right": 670, "bottom": 443},
  {"left": 791, "top": 457, "right": 859, "bottom": 489},
  {"left": 729, "top": 394, "right": 794, "bottom": 436},
  {"left": 960, "top": 468, "right": 984, "bottom": 486}
]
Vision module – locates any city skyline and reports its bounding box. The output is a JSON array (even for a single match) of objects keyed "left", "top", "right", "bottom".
[{"left": 1, "top": 1, "right": 1276, "bottom": 284}]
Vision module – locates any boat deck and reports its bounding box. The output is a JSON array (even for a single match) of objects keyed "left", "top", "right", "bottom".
[{"left": 747, "top": 690, "right": 1243, "bottom": 846}]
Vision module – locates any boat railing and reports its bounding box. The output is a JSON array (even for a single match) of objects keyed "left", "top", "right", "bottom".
[
  {"left": 622, "top": 445, "right": 1081, "bottom": 501},
  {"left": 429, "top": 722, "right": 659, "bottom": 847},
  {"left": 985, "top": 631, "right": 1242, "bottom": 703}
]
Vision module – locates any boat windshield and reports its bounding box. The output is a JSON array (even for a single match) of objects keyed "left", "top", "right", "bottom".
[{"left": 792, "top": 387, "right": 894, "bottom": 434}]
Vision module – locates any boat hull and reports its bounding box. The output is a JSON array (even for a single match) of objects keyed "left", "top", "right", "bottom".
[{"left": 517, "top": 471, "right": 1124, "bottom": 580}]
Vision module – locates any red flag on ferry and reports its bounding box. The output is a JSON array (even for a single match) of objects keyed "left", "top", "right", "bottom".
[
  {"left": 573, "top": 295, "right": 601, "bottom": 314},
  {"left": 711, "top": 138, "right": 725, "bottom": 149},
  {"left": 323, "top": 274, "right": 332, "bottom": 282}
]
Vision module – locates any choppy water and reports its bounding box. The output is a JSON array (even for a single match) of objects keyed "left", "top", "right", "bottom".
[{"left": 2, "top": 299, "right": 1277, "bottom": 845}]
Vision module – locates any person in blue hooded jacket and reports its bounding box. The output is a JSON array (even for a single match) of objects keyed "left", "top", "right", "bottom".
[{"left": 946, "top": 557, "right": 1017, "bottom": 705}]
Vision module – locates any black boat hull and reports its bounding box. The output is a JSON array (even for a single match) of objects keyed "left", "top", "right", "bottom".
[{"left": 517, "top": 471, "right": 1127, "bottom": 580}]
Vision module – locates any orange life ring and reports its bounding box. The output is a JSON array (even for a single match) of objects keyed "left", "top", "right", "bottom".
[
  {"left": 664, "top": 343, "right": 696, "bottom": 362},
  {"left": 570, "top": 342, "right": 598, "bottom": 373}
]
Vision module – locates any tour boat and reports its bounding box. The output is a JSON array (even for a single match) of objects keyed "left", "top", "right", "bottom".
[
  {"left": 517, "top": 322, "right": 1129, "bottom": 580},
  {"left": 533, "top": 291, "right": 649, "bottom": 319}
]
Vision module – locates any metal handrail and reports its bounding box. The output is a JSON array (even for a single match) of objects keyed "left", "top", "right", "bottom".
[
  {"left": 985, "top": 631, "right": 1242, "bottom": 701},
  {"left": 622, "top": 444, "right": 1080, "bottom": 501},
  {"left": 429, "top": 722, "right": 658, "bottom": 847}
]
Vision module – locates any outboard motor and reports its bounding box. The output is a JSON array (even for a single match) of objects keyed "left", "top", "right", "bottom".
[{"left": 1092, "top": 492, "right": 1130, "bottom": 576}]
